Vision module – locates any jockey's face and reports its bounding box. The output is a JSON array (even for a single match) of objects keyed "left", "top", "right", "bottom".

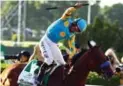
[
  {"left": 69, "top": 23, "right": 80, "bottom": 32},
  {"left": 19, "top": 55, "right": 28, "bottom": 62}
]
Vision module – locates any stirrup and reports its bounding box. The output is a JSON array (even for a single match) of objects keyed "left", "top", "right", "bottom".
[{"left": 36, "top": 62, "right": 56, "bottom": 86}]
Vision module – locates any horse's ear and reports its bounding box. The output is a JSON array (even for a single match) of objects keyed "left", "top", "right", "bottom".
[{"left": 88, "top": 40, "right": 96, "bottom": 49}]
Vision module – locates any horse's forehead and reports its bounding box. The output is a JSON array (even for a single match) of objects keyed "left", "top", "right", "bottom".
[
  {"left": 90, "top": 47, "right": 106, "bottom": 60},
  {"left": 89, "top": 47, "right": 102, "bottom": 55}
]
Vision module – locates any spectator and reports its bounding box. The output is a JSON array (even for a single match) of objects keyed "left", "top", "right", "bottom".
[{"left": 0, "top": 50, "right": 31, "bottom": 63}]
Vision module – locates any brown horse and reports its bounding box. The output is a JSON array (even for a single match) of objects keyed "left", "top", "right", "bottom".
[
  {"left": 47, "top": 46, "right": 114, "bottom": 86},
  {"left": 0, "top": 46, "right": 114, "bottom": 86},
  {"left": 0, "top": 63, "right": 26, "bottom": 86}
]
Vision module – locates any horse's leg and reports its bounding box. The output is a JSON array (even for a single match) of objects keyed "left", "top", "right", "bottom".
[
  {"left": 3, "top": 78, "right": 11, "bottom": 86},
  {"left": 0, "top": 73, "right": 12, "bottom": 86}
]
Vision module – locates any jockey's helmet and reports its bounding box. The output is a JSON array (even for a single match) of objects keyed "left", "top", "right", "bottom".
[
  {"left": 21, "top": 50, "right": 30, "bottom": 58},
  {"left": 17, "top": 50, "right": 31, "bottom": 60},
  {"left": 75, "top": 18, "right": 87, "bottom": 32}
]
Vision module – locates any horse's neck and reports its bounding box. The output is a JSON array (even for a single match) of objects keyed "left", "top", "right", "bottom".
[{"left": 63, "top": 53, "right": 90, "bottom": 86}]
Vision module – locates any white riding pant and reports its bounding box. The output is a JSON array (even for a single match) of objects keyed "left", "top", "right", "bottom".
[{"left": 39, "top": 35, "right": 66, "bottom": 66}]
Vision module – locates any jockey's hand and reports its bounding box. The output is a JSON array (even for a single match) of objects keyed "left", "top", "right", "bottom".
[{"left": 74, "top": 3, "right": 83, "bottom": 8}]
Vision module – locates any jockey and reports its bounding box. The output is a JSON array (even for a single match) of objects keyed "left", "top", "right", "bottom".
[{"left": 29, "top": 3, "right": 87, "bottom": 85}]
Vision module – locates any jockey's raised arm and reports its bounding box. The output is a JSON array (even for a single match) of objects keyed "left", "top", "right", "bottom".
[{"left": 61, "top": 3, "right": 83, "bottom": 20}]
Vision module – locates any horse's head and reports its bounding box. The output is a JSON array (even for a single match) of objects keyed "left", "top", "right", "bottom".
[
  {"left": 85, "top": 41, "right": 114, "bottom": 79},
  {"left": 63, "top": 41, "right": 115, "bottom": 86},
  {"left": 88, "top": 46, "right": 114, "bottom": 78}
]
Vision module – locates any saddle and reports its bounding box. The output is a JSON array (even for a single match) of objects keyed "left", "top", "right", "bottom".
[{"left": 18, "top": 59, "right": 56, "bottom": 86}]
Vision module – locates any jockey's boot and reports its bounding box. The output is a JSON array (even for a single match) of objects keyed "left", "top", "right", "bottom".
[
  {"left": 36, "top": 61, "right": 56, "bottom": 86},
  {"left": 36, "top": 62, "right": 49, "bottom": 85}
]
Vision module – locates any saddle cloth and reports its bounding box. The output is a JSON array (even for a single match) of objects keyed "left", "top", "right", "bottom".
[{"left": 18, "top": 59, "right": 56, "bottom": 86}]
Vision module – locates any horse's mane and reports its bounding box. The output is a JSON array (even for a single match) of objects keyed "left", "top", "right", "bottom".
[{"left": 105, "top": 48, "right": 121, "bottom": 66}]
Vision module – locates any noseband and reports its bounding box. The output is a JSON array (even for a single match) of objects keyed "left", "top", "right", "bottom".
[
  {"left": 100, "top": 61, "right": 114, "bottom": 78},
  {"left": 101, "top": 61, "right": 110, "bottom": 69}
]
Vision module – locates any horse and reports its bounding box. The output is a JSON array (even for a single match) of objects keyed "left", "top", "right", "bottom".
[
  {"left": 0, "top": 45, "right": 114, "bottom": 86},
  {"left": 0, "top": 63, "right": 26, "bottom": 86}
]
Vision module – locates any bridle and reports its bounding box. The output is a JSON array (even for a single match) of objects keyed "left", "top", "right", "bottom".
[{"left": 94, "top": 54, "right": 114, "bottom": 79}]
